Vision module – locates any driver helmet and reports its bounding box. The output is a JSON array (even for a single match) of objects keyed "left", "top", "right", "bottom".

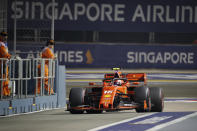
[
  {"left": 114, "top": 71, "right": 121, "bottom": 78},
  {"left": 114, "top": 79, "right": 123, "bottom": 86}
]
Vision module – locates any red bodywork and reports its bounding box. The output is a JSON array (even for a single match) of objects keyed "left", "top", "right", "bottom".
[{"left": 68, "top": 71, "right": 148, "bottom": 111}]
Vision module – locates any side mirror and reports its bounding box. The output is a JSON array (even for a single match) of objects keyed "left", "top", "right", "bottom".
[
  {"left": 89, "top": 82, "right": 96, "bottom": 86},
  {"left": 103, "top": 82, "right": 112, "bottom": 86},
  {"left": 132, "top": 82, "right": 140, "bottom": 85}
]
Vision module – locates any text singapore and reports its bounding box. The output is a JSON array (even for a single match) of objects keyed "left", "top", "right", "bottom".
[
  {"left": 127, "top": 52, "right": 194, "bottom": 64},
  {"left": 11, "top": 1, "right": 197, "bottom": 23}
]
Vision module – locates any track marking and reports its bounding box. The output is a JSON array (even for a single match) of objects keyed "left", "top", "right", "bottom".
[
  {"left": 146, "top": 112, "right": 197, "bottom": 131},
  {"left": 165, "top": 98, "right": 197, "bottom": 103},
  {"left": 66, "top": 70, "right": 197, "bottom": 74},
  {"left": 0, "top": 108, "right": 64, "bottom": 118},
  {"left": 88, "top": 113, "right": 156, "bottom": 131},
  {"left": 66, "top": 79, "right": 197, "bottom": 83},
  {"left": 165, "top": 100, "right": 197, "bottom": 103},
  {"left": 88, "top": 112, "right": 197, "bottom": 131}
]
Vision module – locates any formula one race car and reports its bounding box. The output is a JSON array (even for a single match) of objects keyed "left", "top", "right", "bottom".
[{"left": 67, "top": 68, "right": 164, "bottom": 114}]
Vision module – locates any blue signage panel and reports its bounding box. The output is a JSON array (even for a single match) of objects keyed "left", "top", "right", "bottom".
[
  {"left": 8, "top": 0, "right": 197, "bottom": 32},
  {"left": 16, "top": 43, "right": 197, "bottom": 69}
]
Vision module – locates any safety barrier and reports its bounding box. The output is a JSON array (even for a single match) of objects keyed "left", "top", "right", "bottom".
[
  {"left": 0, "top": 56, "right": 66, "bottom": 116},
  {"left": 0, "top": 58, "right": 9, "bottom": 99},
  {"left": 16, "top": 43, "right": 197, "bottom": 69},
  {"left": 9, "top": 58, "right": 31, "bottom": 99},
  {"left": 0, "top": 57, "right": 56, "bottom": 100},
  {"left": 33, "top": 58, "right": 56, "bottom": 96},
  {"left": 0, "top": 58, "right": 8, "bottom": 80}
]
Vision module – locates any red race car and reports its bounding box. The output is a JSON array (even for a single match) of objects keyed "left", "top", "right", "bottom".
[{"left": 67, "top": 68, "right": 164, "bottom": 114}]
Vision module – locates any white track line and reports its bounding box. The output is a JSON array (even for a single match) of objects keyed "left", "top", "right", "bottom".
[
  {"left": 0, "top": 108, "right": 64, "bottom": 118},
  {"left": 146, "top": 112, "right": 197, "bottom": 131},
  {"left": 88, "top": 113, "right": 156, "bottom": 131},
  {"left": 165, "top": 101, "right": 197, "bottom": 103}
]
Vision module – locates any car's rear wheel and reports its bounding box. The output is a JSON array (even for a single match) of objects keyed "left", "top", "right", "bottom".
[
  {"left": 150, "top": 87, "right": 164, "bottom": 112},
  {"left": 69, "top": 87, "right": 85, "bottom": 114},
  {"left": 134, "top": 86, "right": 151, "bottom": 112}
]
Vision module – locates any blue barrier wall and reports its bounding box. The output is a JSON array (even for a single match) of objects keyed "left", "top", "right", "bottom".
[
  {"left": 0, "top": 65, "right": 66, "bottom": 116},
  {"left": 16, "top": 43, "right": 197, "bottom": 69}
]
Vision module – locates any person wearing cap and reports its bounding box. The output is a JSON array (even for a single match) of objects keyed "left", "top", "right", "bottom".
[
  {"left": 0, "top": 31, "right": 11, "bottom": 96},
  {"left": 37, "top": 39, "right": 55, "bottom": 95},
  {"left": 41, "top": 39, "right": 55, "bottom": 60}
]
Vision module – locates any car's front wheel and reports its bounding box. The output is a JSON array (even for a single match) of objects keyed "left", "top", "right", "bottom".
[{"left": 69, "top": 87, "right": 85, "bottom": 114}]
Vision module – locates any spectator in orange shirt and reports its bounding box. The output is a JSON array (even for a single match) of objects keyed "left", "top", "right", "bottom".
[
  {"left": 0, "top": 31, "right": 11, "bottom": 96},
  {"left": 37, "top": 39, "right": 55, "bottom": 95}
]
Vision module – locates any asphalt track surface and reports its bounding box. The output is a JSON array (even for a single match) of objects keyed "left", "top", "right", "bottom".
[
  {"left": 66, "top": 69, "right": 197, "bottom": 98},
  {"left": 0, "top": 69, "right": 197, "bottom": 131}
]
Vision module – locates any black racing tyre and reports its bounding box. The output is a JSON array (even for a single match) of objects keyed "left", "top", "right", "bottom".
[
  {"left": 70, "top": 109, "right": 84, "bottom": 114},
  {"left": 86, "top": 110, "right": 103, "bottom": 114},
  {"left": 134, "top": 86, "right": 151, "bottom": 113},
  {"left": 69, "top": 87, "right": 85, "bottom": 114},
  {"left": 150, "top": 87, "right": 164, "bottom": 112},
  {"left": 84, "top": 88, "right": 92, "bottom": 105}
]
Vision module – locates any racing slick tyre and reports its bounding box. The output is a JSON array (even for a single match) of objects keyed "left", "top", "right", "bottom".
[
  {"left": 86, "top": 110, "right": 103, "bottom": 114},
  {"left": 150, "top": 87, "right": 164, "bottom": 112},
  {"left": 69, "top": 87, "right": 85, "bottom": 114},
  {"left": 84, "top": 88, "right": 92, "bottom": 105},
  {"left": 134, "top": 86, "right": 151, "bottom": 113}
]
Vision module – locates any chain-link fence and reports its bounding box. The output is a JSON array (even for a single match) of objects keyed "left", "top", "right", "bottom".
[
  {"left": 0, "top": 0, "right": 7, "bottom": 31},
  {"left": 0, "top": 0, "right": 52, "bottom": 43},
  {"left": 2, "top": 0, "right": 197, "bottom": 44},
  {"left": 10, "top": 0, "right": 52, "bottom": 43},
  {"left": 15, "top": 28, "right": 50, "bottom": 42}
]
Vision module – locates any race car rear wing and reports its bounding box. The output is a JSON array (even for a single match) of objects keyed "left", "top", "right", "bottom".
[
  {"left": 104, "top": 73, "right": 126, "bottom": 79},
  {"left": 126, "top": 73, "right": 147, "bottom": 84},
  {"left": 104, "top": 74, "right": 114, "bottom": 79}
]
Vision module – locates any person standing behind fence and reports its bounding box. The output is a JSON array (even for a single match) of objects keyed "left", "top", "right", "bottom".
[
  {"left": 37, "top": 39, "right": 55, "bottom": 95},
  {"left": 0, "top": 31, "right": 11, "bottom": 96}
]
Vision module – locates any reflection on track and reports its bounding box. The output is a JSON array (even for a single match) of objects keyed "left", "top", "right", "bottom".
[
  {"left": 165, "top": 98, "right": 197, "bottom": 102},
  {"left": 89, "top": 112, "right": 197, "bottom": 131},
  {"left": 0, "top": 100, "right": 197, "bottom": 131}
]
